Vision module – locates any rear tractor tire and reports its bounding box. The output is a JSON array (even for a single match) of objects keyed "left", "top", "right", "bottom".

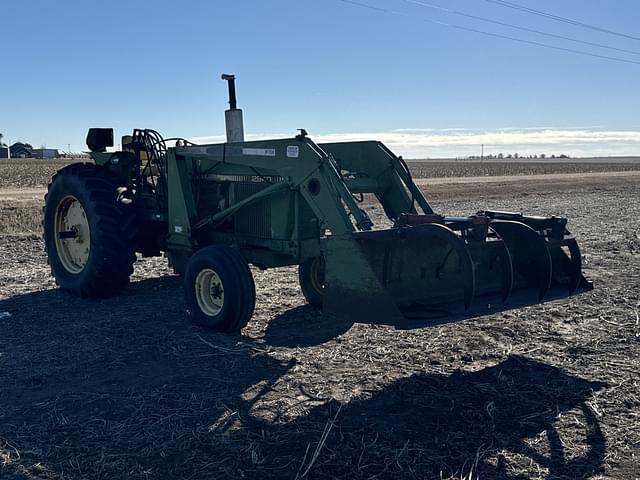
[
  {"left": 43, "top": 163, "right": 137, "bottom": 297},
  {"left": 298, "top": 256, "right": 325, "bottom": 307},
  {"left": 184, "top": 245, "right": 256, "bottom": 333}
]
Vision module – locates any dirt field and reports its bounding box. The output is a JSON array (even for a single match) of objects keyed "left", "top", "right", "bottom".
[
  {"left": 405, "top": 159, "right": 640, "bottom": 180},
  {"left": 1, "top": 158, "right": 639, "bottom": 190},
  {"left": 0, "top": 162, "right": 639, "bottom": 479}
]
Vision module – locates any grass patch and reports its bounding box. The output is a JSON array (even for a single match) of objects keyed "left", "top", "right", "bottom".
[{"left": 1, "top": 200, "right": 42, "bottom": 236}]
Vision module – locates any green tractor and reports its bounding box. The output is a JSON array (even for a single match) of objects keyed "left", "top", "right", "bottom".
[{"left": 43, "top": 75, "right": 591, "bottom": 332}]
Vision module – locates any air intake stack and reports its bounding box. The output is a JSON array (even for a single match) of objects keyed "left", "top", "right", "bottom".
[{"left": 221, "top": 74, "right": 244, "bottom": 143}]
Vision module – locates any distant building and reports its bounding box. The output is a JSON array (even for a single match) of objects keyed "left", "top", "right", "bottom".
[
  {"left": 7, "top": 142, "right": 61, "bottom": 159},
  {"left": 10, "top": 142, "right": 34, "bottom": 158},
  {"left": 0, "top": 146, "right": 9, "bottom": 159},
  {"left": 32, "top": 148, "right": 60, "bottom": 159}
]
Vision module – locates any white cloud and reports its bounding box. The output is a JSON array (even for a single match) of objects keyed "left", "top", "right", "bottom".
[{"left": 188, "top": 128, "right": 640, "bottom": 158}]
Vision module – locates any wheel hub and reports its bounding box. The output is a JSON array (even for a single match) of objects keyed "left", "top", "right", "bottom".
[{"left": 195, "top": 268, "right": 225, "bottom": 316}]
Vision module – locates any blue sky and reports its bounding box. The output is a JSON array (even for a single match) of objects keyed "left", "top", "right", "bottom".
[{"left": 2, "top": 0, "right": 640, "bottom": 157}]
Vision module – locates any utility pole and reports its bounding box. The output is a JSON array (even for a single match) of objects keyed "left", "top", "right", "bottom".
[{"left": 481, "top": 143, "right": 484, "bottom": 161}]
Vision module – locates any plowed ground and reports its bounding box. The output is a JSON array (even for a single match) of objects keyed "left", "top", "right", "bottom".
[{"left": 0, "top": 165, "right": 638, "bottom": 479}]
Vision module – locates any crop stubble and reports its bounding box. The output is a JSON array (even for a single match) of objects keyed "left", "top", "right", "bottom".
[{"left": 0, "top": 161, "right": 638, "bottom": 479}]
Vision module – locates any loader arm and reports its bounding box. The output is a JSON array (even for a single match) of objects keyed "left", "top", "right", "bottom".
[{"left": 319, "top": 140, "right": 434, "bottom": 218}]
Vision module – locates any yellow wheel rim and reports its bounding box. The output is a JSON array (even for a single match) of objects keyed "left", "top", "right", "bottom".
[
  {"left": 54, "top": 195, "right": 91, "bottom": 274},
  {"left": 195, "top": 268, "right": 225, "bottom": 316}
]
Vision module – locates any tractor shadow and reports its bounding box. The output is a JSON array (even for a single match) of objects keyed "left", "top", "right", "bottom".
[
  {"left": 0, "top": 281, "right": 607, "bottom": 479},
  {"left": 0, "top": 278, "right": 295, "bottom": 478},
  {"left": 242, "top": 355, "right": 607, "bottom": 479},
  {"left": 261, "top": 305, "right": 353, "bottom": 347}
]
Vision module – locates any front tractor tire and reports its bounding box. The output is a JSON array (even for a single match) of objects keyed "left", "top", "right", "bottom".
[
  {"left": 184, "top": 246, "right": 256, "bottom": 333},
  {"left": 43, "top": 163, "right": 136, "bottom": 297}
]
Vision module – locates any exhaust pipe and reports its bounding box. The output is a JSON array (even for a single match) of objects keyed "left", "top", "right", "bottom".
[{"left": 221, "top": 74, "right": 244, "bottom": 143}]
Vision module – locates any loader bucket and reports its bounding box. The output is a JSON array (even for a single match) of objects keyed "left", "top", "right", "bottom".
[{"left": 322, "top": 211, "right": 592, "bottom": 328}]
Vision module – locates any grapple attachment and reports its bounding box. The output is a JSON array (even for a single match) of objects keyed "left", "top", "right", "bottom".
[{"left": 322, "top": 210, "right": 592, "bottom": 328}]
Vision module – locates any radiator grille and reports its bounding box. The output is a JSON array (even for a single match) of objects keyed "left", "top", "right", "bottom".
[{"left": 234, "top": 181, "right": 272, "bottom": 238}]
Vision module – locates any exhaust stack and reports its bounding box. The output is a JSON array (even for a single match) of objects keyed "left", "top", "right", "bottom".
[{"left": 221, "top": 74, "right": 244, "bottom": 143}]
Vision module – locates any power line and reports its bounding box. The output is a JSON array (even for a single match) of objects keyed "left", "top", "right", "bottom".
[
  {"left": 485, "top": 0, "right": 640, "bottom": 42},
  {"left": 335, "top": 0, "right": 640, "bottom": 66},
  {"left": 402, "top": 0, "right": 640, "bottom": 56},
  {"left": 339, "top": 0, "right": 396, "bottom": 14},
  {"left": 450, "top": 23, "right": 640, "bottom": 66}
]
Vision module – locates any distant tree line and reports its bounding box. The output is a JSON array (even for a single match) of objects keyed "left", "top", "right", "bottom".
[{"left": 466, "top": 153, "right": 571, "bottom": 160}]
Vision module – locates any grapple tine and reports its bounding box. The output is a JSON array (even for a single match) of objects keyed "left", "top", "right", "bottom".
[
  {"left": 489, "top": 220, "right": 553, "bottom": 301},
  {"left": 488, "top": 226, "right": 514, "bottom": 303},
  {"left": 481, "top": 210, "right": 592, "bottom": 298},
  {"left": 547, "top": 237, "right": 583, "bottom": 295},
  {"left": 566, "top": 239, "right": 583, "bottom": 294}
]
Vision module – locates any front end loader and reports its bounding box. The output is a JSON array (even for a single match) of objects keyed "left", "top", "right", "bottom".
[{"left": 43, "top": 75, "right": 592, "bottom": 332}]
